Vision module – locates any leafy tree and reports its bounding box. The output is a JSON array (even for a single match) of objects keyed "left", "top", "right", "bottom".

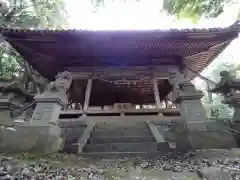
[
  {"left": 90, "top": 0, "right": 239, "bottom": 22},
  {"left": 195, "top": 59, "right": 240, "bottom": 119},
  {"left": 0, "top": 0, "right": 68, "bottom": 29},
  {"left": 0, "top": 0, "right": 68, "bottom": 101},
  {"left": 163, "top": 0, "right": 228, "bottom": 21}
]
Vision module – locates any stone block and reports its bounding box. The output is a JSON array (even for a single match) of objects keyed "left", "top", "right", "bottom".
[
  {"left": 139, "top": 171, "right": 201, "bottom": 180},
  {"left": 31, "top": 103, "right": 62, "bottom": 125},
  {"left": 0, "top": 123, "right": 62, "bottom": 153},
  {"left": 179, "top": 100, "right": 206, "bottom": 122},
  {"left": 198, "top": 167, "right": 232, "bottom": 180},
  {"left": 0, "top": 109, "right": 13, "bottom": 126},
  {"left": 90, "top": 136, "right": 155, "bottom": 143},
  {"left": 92, "top": 130, "right": 152, "bottom": 138},
  {"left": 232, "top": 107, "right": 240, "bottom": 123},
  {"left": 84, "top": 142, "right": 158, "bottom": 152},
  {"left": 187, "top": 122, "right": 237, "bottom": 149}
]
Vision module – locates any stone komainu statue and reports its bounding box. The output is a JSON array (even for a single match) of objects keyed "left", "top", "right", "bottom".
[
  {"left": 168, "top": 70, "right": 195, "bottom": 92},
  {"left": 212, "top": 71, "right": 236, "bottom": 96},
  {"left": 45, "top": 71, "right": 72, "bottom": 95}
]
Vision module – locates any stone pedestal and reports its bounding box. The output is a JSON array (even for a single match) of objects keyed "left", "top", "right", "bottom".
[
  {"left": 31, "top": 95, "right": 66, "bottom": 125},
  {"left": 226, "top": 93, "right": 240, "bottom": 123},
  {"left": 173, "top": 90, "right": 207, "bottom": 131},
  {"left": 0, "top": 96, "right": 63, "bottom": 153},
  {"left": 168, "top": 70, "right": 238, "bottom": 149},
  {"left": 0, "top": 71, "right": 72, "bottom": 153},
  {"left": 232, "top": 106, "right": 240, "bottom": 123},
  {"left": 173, "top": 88, "right": 238, "bottom": 149},
  {"left": 24, "top": 94, "right": 67, "bottom": 153},
  {"left": 168, "top": 70, "right": 207, "bottom": 131}
]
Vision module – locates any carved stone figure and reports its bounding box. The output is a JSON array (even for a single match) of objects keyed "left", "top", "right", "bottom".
[
  {"left": 211, "top": 71, "right": 240, "bottom": 106},
  {"left": 45, "top": 71, "right": 72, "bottom": 96},
  {"left": 211, "top": 71, "right": 233, "bottom": 96},
  {"left": 168, "top": 70, "right": 195, "bottom": 93},
  {"left": 209, "top": 71, "right": 240, "bottom": 123}
]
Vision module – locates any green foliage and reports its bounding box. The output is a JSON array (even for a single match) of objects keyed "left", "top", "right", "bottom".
[
  {"left": 89, "top": 0, "right": 237, "bottom": 21},
  {"left": 198, "top": 58, "right": 240, "bottom": 119},
  {"left": 202, "top": 94, "right": 234, "bottom": 119},
  {"left": 163, "top": 0, "right": 229, "bottom": 21},
  {"left": 0, "top": 0, "right": 68, "bottom": 29},
  {"left": 0, "top": 0, "right": 68, "bottom": 97}
]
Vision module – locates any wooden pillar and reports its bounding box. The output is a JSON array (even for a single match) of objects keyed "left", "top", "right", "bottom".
[
  {"left": 83, "top": 79, "right": 92, "bottom": 114},
  {"left": 152, "top": 77, "right": 161, "bottom": 110}
]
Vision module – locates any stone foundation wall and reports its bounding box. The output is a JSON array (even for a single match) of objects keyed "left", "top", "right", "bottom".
[
  {"left": 153, "top": 121, "right": 238, "bottom": 150},
  {"left": 187, "top": 122, "right": 237, "bottom": 149},
  {"left": 0, "top": 123, "right": 62, "bottom": 153}
]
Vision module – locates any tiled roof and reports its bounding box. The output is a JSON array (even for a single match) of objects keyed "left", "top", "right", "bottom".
[{"left": 0, "top": 21, "right": 239, "bottom": 80}]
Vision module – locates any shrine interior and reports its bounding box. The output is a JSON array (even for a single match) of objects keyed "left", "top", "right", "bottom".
[{"left": 64, "top": 76, "right": 179, "bottom": 118}]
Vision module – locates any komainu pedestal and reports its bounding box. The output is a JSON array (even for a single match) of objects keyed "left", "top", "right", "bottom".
[
  {"left": 210, "top": 71, "right": 240, "bottom": 146},
  {"left": 168, "top": 71, "right": 207, "bottom": 130},
  {"left": 0, "top": 71, "right": 72, "bottom": 153},
  {"left": 211, "top": 71, "right": 240, "bottom": 123},
  {"left": 168, "top": 70, "right": 237, "bottom": 149}
]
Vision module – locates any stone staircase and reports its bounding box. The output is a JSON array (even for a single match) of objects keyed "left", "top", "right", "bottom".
[
  {"left": 61, "top": 124, "right": 88, "bottom": 154},
  {"left": 82, "top": 121, "right": 169, "bottom": 157},
  {"left": 60, "top": 119, "right": 238, "bottom": 156}
]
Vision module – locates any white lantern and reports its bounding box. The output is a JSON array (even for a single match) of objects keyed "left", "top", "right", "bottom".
[{"left": 0, "top": 0, "right": 9, "bottom": 13}]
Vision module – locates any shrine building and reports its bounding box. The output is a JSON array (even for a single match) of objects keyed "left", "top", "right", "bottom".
[
  {"left": 0, "top": 22, "right": 240, "bottom": 155},
  {"left": 2, "top": 23, "right": 240, "bottom": 118}
]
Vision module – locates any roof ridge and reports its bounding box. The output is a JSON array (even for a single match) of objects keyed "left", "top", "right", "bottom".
[{"left": 0, "top": 21, "right": 240, "bottom": 33}]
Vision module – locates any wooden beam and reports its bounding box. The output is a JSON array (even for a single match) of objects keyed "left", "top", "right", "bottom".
[
  {"left": 152, "top": 77, "right": 161, "bottom": 109},
  {"left": 83, "top": 79, "right": 92, "bottom": 113},
  {"left": 66, "top": 65, "right": 179, "bottom": 79},
  {"left": 61, "top": 108, "right": 180, "bottom": 115},
  {"left": 63, "top": 57, "right": 179, "bottom": 66}
]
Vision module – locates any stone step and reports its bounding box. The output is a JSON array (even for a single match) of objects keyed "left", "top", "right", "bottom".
[
  {"left": 94, "top": 125, "right": 149, "bottom": 131},
  {"left": 62, "top": 143, "right": 79, "bottom": 154},
  {"left": 89, "top": 136, "right": 155, "bottom": 144},
  {"left": 83, "top": 142, "right": 158, "bottom": 152},
  {"left": 79, "top": 151, "right": 167, "bottom": 158},
  {"left": 94, "top": 122, "right": 148, "bottom": 130},
  {"left": 91, "top": 130, "right": 152, "bottom": 138}
]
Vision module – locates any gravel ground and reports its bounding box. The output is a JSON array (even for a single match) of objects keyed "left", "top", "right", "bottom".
[{"left": 0, "top": 150, "right": 240, "bottom": 179}]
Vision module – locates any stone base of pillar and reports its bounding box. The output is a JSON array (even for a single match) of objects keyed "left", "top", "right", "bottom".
[
  {"left": 186, "top": 121, "right": 237, "bottom": 149},
  {"left": 229, "top": 122, "right": 240, "bottom": 147},
  {"left": 0, "top": 123, "right": 62, "bottom": 153}
]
